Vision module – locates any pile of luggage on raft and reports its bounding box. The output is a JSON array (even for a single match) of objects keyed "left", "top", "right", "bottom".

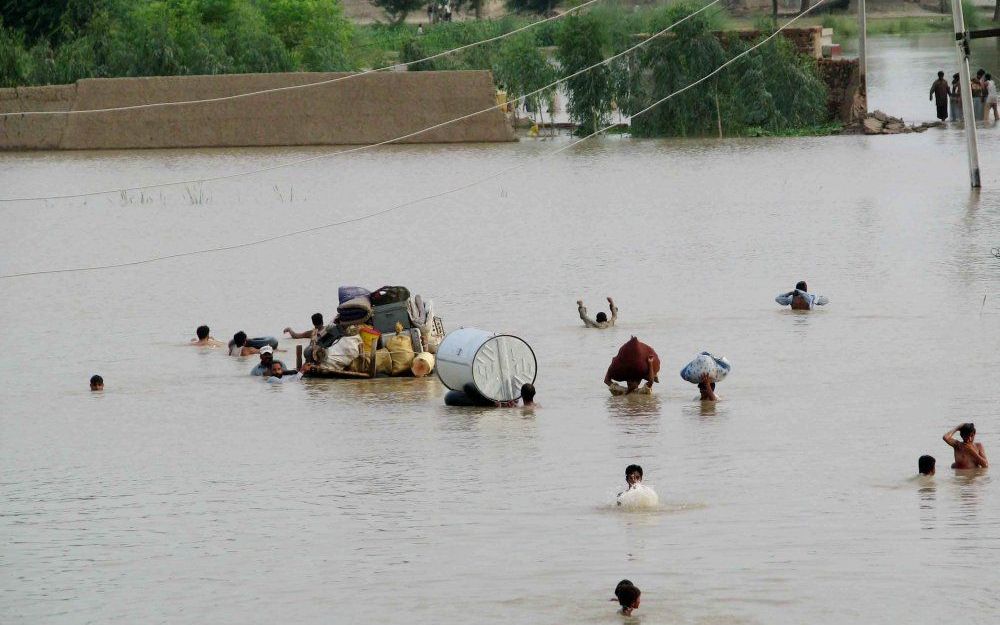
[{"left": 303, "top": 285, "right": 445, "bottom": 379}]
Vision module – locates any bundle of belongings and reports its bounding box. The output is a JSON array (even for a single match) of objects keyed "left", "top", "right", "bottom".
[{"left": 304, "top": 285, "right": 444, "bottom": 378}]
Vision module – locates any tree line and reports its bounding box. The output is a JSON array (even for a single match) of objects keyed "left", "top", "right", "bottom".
[{"left": 0, "top": 0, "right": 831, "bottom": 136}]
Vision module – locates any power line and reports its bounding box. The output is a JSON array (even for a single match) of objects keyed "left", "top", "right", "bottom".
[
  {"left": 0, "top": 0, "right": 827, "bottom": 281},
  {"left": 0, "top": 0, "right": 602, "bottom": 119},
  {"left": 0, "top": 0, "right": 724, "bottom": 203}
]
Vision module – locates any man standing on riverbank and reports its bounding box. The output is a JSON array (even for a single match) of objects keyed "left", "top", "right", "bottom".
[{"left": 929, "top": 71, "right": 950, "bottom": 122}]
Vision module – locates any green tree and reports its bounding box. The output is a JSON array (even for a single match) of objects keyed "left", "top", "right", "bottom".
[
  {"left": 370, "top": 0, "right": 425, "bottom": 25},
  {"left": 0, "top": 0, "right": 106, "bottom": 43},
  {"left": 623, "top": 4, "right": 827, "bottom": 137},
  {"left": 505, "top": 0, "right": 554, "bottom": 16},
  {"left": 492, "top": 32, "right": 556, "bottom": 119},
  {"left": 260, "top": 0, "right": 356, "bottom": 70},
  {"left": 556, "top": 13, "right": 613, "bottom": 135}
]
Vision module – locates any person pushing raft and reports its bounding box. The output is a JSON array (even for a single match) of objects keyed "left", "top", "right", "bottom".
[
  {"left": 605, "top": 336, "right": 660, "bottom": 395},
  {"left": 578, "top": 297, "right": 618, "bottom": 329},
  {"left": 775, "top": 281, "right": 828, "bottom": 311}
]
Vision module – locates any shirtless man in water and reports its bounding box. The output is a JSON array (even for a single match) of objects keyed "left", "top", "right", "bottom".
[
  {"left": 943, "top": 423, "right": 989, "bottom": 469},
  {"left": 190, "top": 325, "right": 225, "bottom": 347}
]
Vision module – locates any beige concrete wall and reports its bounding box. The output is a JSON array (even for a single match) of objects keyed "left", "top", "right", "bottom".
[{"left": 0, "top": 71, "right": 515, "bottom": 150}]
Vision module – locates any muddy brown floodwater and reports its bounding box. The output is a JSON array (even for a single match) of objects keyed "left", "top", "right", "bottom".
[{"left": 1, "top": 33, "right": 999, "bottom": 625}]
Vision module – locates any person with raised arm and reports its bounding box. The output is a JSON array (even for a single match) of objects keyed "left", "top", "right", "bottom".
[
  {"left": 775, "top": 281, "right": 829, "bottom": 311},
  {"left": 578, "top": 297, "right": 618, "bottom": 329},
  {"left": 943, "top": 423, "right": 988, "bottom": 469}
]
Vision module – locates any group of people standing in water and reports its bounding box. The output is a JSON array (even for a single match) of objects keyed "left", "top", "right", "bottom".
[
  {"left": 86, "top": 280, "right": 985, "bottom": 616},
  {"left": 918, "top": 423, "right": 989, "bottom": 475},
  {"left": 584, "top": 280, "right": 986, "bottom": 616},
  {"left": 186, "top": 323, "right": 313, "bottom": 383}
]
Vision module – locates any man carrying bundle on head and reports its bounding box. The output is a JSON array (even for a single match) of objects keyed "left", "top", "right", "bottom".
[{"left": 605, "top": 336, "right": 659, "bottom": 395}]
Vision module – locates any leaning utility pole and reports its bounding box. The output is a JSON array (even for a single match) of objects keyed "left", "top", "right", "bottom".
[
  {"left": 858, "top": 0, "right": 868, "bottom": 114},
  {"left": 951, "top": 0, "right": 982, "bottom": 188}
]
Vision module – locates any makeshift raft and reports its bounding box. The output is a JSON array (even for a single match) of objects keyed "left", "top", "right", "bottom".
[{"left": 299, "top": 285, "right": 445, "bottom": 380}]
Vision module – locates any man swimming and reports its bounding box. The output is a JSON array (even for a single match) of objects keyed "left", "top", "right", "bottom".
[
  {"left": 775, "top": 281, "right": 829, "bottom": 311},
  {"left": 190, "top": 325, "right": 226, "bottom": 347},
  {"left": 264, "top": 361, "right": 304, "bottom": 383},
  {"left": 284, "top": 313, "right": 324, "bottom": 340},
  {"left": 613, "top": 580, "right": 641, "bottom": 616},
  {"left": 229, "top": 331, "right": 260, "bottom": 357},
  {"left": 520, "top": 383, "right": 537, "bottom": 407},
  {"left": 943, "top": 423, "right": 988, "bottom": 469},
  {"left": 89, "top": 374, "right": 104, "bottom": 391},
  {"left": 616, "top": 464, "right": 642, "bottom": 504},
  {"left": 918, "top": 455, "right": 935, "bottom": 476},
  {"left": 250, "top": 345, "right": 286, "bottom": 376},
  {"left": 578, "top": 297, "right": 618, "bottom": 329}
]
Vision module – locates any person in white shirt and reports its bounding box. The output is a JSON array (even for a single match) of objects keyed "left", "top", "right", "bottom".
[
  {"left": 265, "top": 361, "right": 310, "bottom": 384},
  {"left": 775, "top": 281, "right": 829, "bottom": 311},
  {"left": 984, "top": 73, "right": 998, "bottom": 122}
]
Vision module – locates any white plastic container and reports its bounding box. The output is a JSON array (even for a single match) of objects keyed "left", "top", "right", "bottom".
[
  {"left": 411, "top": 352, "right": 435, "bottom": 378},
  {"left": 435, "top": 328, "right": 537, "bottom": 403}
]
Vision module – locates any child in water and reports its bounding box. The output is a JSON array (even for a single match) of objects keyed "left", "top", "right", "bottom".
[
  {"left": 613, "top": 580, "right": 641, "bottom": 616},
  {"left": 616, "top": 464, "right": 658, "bottom": 508}
]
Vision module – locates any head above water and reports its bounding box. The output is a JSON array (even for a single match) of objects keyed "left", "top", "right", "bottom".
[
  {"left": 259, "top": 345, "right": 274, "bottom": 365},
  {"left": 233, "top": 331, "right": 248, "bottom": 347},
  {"left": 311, "top": 313, "right": 324, "bottom": 328},
  {"left": 89, "top": 374, "right": 104, "bottom": 391},
  {"left": 795, "top": 280, "right": 808, "bottom": 291},
  {"left": 521, "top": 383, "right": 536, "bottom": 404},
  {"left": 918, "top": 455, "right": 935, "bottom": 475},
  {"left": 625, "top": 464, "right": 643, "bottom": 485},
  {"left": 196, "top": 325, "right": 210, "bottom": 340},
  {"left": 615, "top": 579, "right": 633, "bottom": 593},
  {"left": 959, "top": 422, "right": 976, "bottom": 442},
  {"left": 270, "top": 361, "right": 284, "bottom": 378},
  {"left": 977, "top": 69, "right": 985, "bottom": 78},
  {"left": 596, "top": 311, "right": 608, "bottom": 323},
  {"left": 937, "top": 71, "right": 944, "bottom": 78},
  {"left": 615, "top": 581, "right": 641, "bottom": 610}
]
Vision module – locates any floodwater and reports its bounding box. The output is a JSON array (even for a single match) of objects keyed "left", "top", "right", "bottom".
[{"left": 2, "top": 34, "right": 1000, "bottom": 625}]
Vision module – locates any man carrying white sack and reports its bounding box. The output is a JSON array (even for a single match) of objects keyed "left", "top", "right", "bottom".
[{"left": 775, "top": 281, "right": 829, "bottom": 311}]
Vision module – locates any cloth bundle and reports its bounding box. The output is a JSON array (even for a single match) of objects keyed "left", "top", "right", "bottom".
[
  {"left": 606, "top": 337, "right": 660, "bottom": 385},
  {"left": 680, "top": 352, "right": 732, "bottom": 384},
  {"left": 337, "top": 295, "right": 373, "bottom": 324},
  {"left": 338, "top": 286, "right": 371, "bottom": 305}
]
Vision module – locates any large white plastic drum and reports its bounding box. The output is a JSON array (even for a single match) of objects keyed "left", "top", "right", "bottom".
[{"left": 435, "top": 328, "right": 537, "bottom": 403}]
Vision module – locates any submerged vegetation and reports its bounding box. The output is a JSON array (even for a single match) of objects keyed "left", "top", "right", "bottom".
[{"left": 1, "top": 1, "right": 842, "bottom": 137}]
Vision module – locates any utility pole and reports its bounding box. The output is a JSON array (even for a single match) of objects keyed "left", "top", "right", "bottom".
[
  {"left": 951, "top": 0, "right": 982, "bottom": 188},
  {"left": 858, "top": 0, "right": 867, "bottom": 114}
]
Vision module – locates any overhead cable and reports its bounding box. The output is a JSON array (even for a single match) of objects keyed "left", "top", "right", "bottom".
[
  {"left": 0, "top": 0, "right": 829, "bottom": 281},
  {"left": 0, "top": 0, "right": 724, "bottom": 203},
  {"left": 0, "top": 0, "right": 602, "bottom": 118}
]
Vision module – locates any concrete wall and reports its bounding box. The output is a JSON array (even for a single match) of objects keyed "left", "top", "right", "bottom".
[
  {"left": 0, "top": 71, "right": 515, "bottom": 151},
  {"left": 817, "top": 59, "right": 866, "bottom": 124}
]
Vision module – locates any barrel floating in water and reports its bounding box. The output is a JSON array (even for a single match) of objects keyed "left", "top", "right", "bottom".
[{"left": 435, "top": 328, "right": 536, "bottom": 403}]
